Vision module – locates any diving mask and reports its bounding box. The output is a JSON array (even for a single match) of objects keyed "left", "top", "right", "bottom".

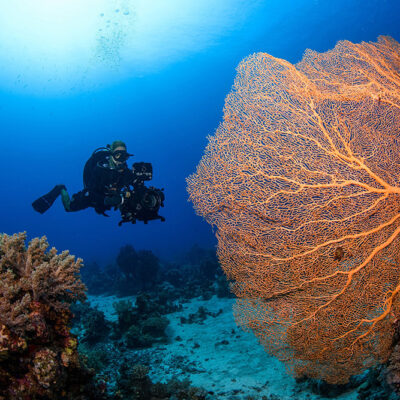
[{"left": 112, "top": 150, "right": 132, "bottom": 162}]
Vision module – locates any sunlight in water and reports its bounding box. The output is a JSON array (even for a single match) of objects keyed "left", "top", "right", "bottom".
[{"left": 0, "top": 0, "right": 260, "bottom": 95}]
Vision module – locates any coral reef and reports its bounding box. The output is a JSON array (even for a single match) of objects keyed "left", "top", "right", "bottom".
[
  {"left": 179, "top": 306, "right": 223, "bottom": 325},
  {"left": 113, "top": 294, "right": 170, "bottom": 348},
  {"left": 81, "top": 244, "right": 232, "bottom": 302},
  {"left": 161, "top": 246, "right": 232, "bottom": 301},
  {"left": 387, "top": 339, "right": 400, "bottom": 396},
  {"left": 116, "top": 362, "right": 210, "bottom": 400},
  {"left": 0, "top": 232, "right": 106, "bottom": 399},
  {"left": 72, "top": 302, "right": 111, "bottom": 345},
  {"left": 81, "top": 261, "right": 118, "bottom": 295},
  {"left": 116, "top": 245, "right": 160, "bottom": 294},
  {"left": 187, "top": 36, "right": 400, "bottom": 383},
  {"left": 68, "top": 245, "right": 237, "bottom": 397}
]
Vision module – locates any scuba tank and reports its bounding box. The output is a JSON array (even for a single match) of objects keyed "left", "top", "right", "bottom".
[{"left": 83, "top": 147, "right": 110, "bottom": 189}]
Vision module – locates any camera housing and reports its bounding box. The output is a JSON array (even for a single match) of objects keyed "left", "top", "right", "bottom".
[
  {"left": 131, "top": 162, "right": 153, "bottom": 181},
  {"left": 118, "top": 162, "right": 165, "bottom": 225}
]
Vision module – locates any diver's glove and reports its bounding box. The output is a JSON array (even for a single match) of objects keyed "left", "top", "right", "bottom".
[{"left": 104, "top": 194, "right": 123, "bottom": 207}]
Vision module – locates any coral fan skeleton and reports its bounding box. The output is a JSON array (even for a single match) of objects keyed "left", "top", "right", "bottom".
[{"left": 187, "top": 36, "right": 400, "bottom": 383}]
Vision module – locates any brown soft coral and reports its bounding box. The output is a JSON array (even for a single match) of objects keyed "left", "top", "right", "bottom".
[
  {"left": 0, "top": 232, "right": 93, "bottom": 399},
  {"left": 0, "top": 233, "right": 86, "bottom": 330}
]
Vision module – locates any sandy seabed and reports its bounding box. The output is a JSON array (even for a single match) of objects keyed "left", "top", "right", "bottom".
[{"left": 88, "top": 294, "right": 359, "bottom": 400}]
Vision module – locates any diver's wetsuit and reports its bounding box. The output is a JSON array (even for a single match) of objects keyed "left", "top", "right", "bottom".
[{"left": 66, "top": 156, "right": 135, "bottom": 215}]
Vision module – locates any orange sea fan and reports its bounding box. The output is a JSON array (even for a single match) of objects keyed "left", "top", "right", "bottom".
[{"left": 187, "top": 36, "right": 400, "bottom": 383}]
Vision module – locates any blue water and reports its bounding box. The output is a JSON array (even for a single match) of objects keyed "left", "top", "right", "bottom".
[{"left": 0, "top": 0, "right": 399, "bottom": 264}]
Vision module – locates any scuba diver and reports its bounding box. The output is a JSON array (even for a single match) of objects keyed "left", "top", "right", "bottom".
[{"left": 32, "top": 140, "right": 165, "bottom": 225}]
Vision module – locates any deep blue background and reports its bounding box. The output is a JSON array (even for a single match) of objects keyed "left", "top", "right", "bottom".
[{"left": 0, "top": 0, "right": 399, "bottom": 264}]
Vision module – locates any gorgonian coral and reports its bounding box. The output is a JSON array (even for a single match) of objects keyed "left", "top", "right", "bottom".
[{"left": 187, "top": 36, "right": 400, "bottom": 383}]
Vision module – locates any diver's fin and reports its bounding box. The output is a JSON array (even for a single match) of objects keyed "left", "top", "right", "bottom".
[{"left": 32, "top": 185, "right": 66, "bottom": 214}]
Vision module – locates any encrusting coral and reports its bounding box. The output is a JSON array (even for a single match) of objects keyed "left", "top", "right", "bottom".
[
  {"left": 0, "top": 232, "right": 99, "bottom": 399},
  {"left": 187, "top": 36, "right": 400, "bottom": 384}
]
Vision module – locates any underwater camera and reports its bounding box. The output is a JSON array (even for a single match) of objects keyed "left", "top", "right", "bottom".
[{"left": 119, "top": 162, "right": 165, "bottom": 225}]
